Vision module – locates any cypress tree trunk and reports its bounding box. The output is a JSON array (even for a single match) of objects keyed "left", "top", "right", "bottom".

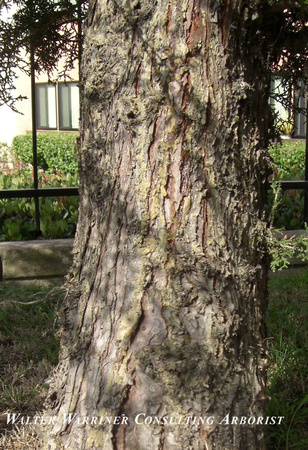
[{"left": 43, "top": 1, "right": 271, "bottom": 448}]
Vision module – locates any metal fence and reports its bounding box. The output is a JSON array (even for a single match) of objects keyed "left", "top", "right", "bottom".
[
  {"left": 280, "top": 105, "right": 308, "bottom": 223},
  {"left": 0, "top": 51, "right": 307, "bottom": 234},
  {"left": 0, "top": 49, "right": 79, "bottom": 236}
]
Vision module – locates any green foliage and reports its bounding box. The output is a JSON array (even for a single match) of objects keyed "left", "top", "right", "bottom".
[
  {"left": 267, "top": 141, "right": 308, "bottom": 269},
  {"left": 266, "top": 271, "right": 308, "bottom": 449},
  {"left": 0, "top": 0, "right": 86, "bottom": 110},
  {"left": 40, "top": 195, "right": 79, "bottom": 239},
  {"left": 268, "top": 140, "right": 306, "bottom": 229},
  {"left": 269, "top": 140, "right": 306, "bottom": 177},
  {"left": 0, "top": 169, "right": 79, "bottom": 240},
  {"left": 268, "top": 228, "right": 308, "bottom": 271},
  {"left": 12, "top": 132, "right": 78, "bottom": 175}
]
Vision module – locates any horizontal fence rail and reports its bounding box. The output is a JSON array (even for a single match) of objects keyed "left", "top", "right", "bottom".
[
  {"left": 279, "top": 181, "right": 308, "bottom": 190},
  {"left": 0, "top": 182, "right": 304, "bottom": 197},
  {"left": 0, "top": 183, "right": 305, "bottom": 197},
  {"left": 0, "top": 187, "right": 79, "bottom": 199}
]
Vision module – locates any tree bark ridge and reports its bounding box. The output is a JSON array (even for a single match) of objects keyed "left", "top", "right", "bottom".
[{"left": 43, "top": 1, "right": 270, "bottom": 449}]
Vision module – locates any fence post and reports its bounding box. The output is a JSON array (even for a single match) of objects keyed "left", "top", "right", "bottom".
[
  {"left": 304, "top": 104, "right": 308, "bottom": 224},
  {"left": 30, "top": 45, "right": 41, "bottom": 234}
]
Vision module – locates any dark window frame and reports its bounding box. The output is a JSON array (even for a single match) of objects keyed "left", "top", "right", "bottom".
[{"left": 36, "top": 81, "right": 79, "bottom": 132}]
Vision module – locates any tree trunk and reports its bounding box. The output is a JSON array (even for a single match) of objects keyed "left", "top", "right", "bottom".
[{"left": 43, "top": 1, "right": 271, "bottom": 449}]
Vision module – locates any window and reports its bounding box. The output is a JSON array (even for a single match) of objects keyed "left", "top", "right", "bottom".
[
  {"left": 294, "top": 81, "right": 307, "bottom": 138},
  {"left": 269, "top": 76, "right": 290, "bottom": 123},
  {"left": 36, "top": 82, "right": 79, "bottom": 131},
  {"left": 36, "top": 83, "right": 57, "bottom": 129},
  {"left": 270, "top": 76, "right": 307, "bottom": 138},
  {"left": 59, "top": 82, "right": 80, "bottom": 130}
]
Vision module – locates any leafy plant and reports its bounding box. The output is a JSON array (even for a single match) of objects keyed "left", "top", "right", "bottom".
[
  {"left": 12, "top": 132, "right": 79, "bottom": 175},
  {"left": 0, "top": 170, "right": 79, "bottom": 240},
  {"left": 268, "top": 140, "right": 306, "bottom": 229},
  {"left": 269, "top": 140, "right": 305, "bottom": 177},
  {"left": 276, "top": 119, "right": 294, "bottom": 136},
  {"left": 268, "top": 227, "right": 308, "bottom": 271}
]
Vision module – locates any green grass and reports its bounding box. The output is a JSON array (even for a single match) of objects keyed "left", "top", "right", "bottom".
[
  {"left": 266, "top": 270, "right": 308, "bottom": 449},
  {"left": 0, "top": 273, "right": 307, "bottom": 448}
]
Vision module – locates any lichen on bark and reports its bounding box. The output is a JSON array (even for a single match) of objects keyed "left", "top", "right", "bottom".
[{"left": 42, "top": 1, "right": 271, "bottom": 449}]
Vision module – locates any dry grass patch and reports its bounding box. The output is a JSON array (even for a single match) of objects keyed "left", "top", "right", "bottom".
[{"left": 0, "top": 283, "right": 62, "bottom": 448}]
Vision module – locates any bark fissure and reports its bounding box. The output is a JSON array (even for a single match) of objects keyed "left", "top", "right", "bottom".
[{"left": 44, "top": 1, "right": 271, "bottom": 449}]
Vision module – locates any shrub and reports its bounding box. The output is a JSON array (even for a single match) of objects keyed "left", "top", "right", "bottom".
[
  {"left": 12, "top": 132, "right": 78, "bottom": 175},
  {"left": 268, "top": 140, "right": 306, "bottom": 229},
  {"left": 269, "top": 140, "right": 305, "bottom": 178}
]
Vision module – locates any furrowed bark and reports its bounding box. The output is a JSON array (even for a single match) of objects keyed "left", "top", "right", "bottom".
[{"left": 43, "top": 1, "right": 271, "bottom": 449}]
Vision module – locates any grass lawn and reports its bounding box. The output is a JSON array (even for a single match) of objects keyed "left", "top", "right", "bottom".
[
  {"left": 266, "top": 269, "right": 308, "bottom": 449},
  {"left": 0, "top": 271, "right": 307, "bottom": 449}
]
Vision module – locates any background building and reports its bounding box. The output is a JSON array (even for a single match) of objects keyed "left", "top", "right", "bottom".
[
  {"left": 270, "top": 76, "right": 307, "bottom": 138},
  {"left": 0, "top": 63, "right": 79, "bottom": 146},
  {"left": 0, "top": 6, "right": 80, "bottom": 146}
]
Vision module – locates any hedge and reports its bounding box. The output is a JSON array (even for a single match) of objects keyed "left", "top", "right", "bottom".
[
  {"left": 12, "top": 132, "right": 78, "bottom": 175},
  {"left": 268, "top": 139, "right": 306, "bottom": 229}
]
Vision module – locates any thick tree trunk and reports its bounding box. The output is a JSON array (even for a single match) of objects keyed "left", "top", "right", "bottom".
[{"left": 43, "top": 1, "right": 271, "bottom": 449}]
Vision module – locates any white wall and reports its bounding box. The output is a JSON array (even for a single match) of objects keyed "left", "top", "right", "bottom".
[
  {"left": 0, "top": 5, "right": 79, "bottom": 145},
  {"left": 0, "top": 4, "right": 30, "bottom": 145}
]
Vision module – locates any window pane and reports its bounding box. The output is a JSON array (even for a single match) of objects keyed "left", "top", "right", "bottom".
[
  {"left": 59, "top": 82, "right": 79, "bottom": 130},
  {"left": 70, "top": 84, "right": 80, "bottom": 129},
  {"left": 294, "top": 81, "right": 307, "bottom": 138},
  {"left": 59, "top": 84, "right": 70, "bottom": 129},
  {"left": 269, "top": 76, "right": 289, "bottom": 122},
  {"left": 36, "top": 85, "right": 48, "bottom": 128},
  {"left": 47, "top": 85, "right": 57, "bottom": 128},
  {"left": 36, "top": 84, "right": 56, "bottom": 129}
]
